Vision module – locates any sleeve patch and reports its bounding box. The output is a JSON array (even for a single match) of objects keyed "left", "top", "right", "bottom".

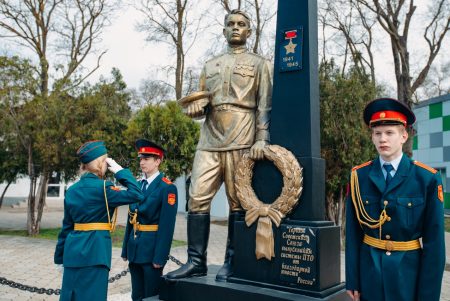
[
  {"left": 110, "top": 186, "right": 121, "bottom": 191},
  {"left": 168, "top": 193, "right": 176, "bottom": 205},
  {"left": 438, "top": 185, "right": 444, "bottom": 202}
]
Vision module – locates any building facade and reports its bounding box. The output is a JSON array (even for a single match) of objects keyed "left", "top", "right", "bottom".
[
  {"left": 0, "top": 173, "right": 229, "bottom": 218},
  {"left": 412, "top": 93, "right": 450, "bottom": 210}
]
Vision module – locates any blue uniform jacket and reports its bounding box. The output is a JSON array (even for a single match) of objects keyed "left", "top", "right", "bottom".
[
  {"left": 54, "top": 169, "right": 144, "bottom": 269},
  {"left": 121, "top": 173, "right": 178, "bottom": 266},
  {"left": 345, "top": 154, "right": 445, "bottom": 301}
]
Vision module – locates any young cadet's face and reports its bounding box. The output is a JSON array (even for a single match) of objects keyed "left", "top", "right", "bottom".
[
  {"left": 140, "top": 156, "right": 161, "bottom": 176},
  {"left": 223, "top": 14, "right": 251, "bottom": 46},
  {"left": 371, "top": 125, "right": 408, "bottom": 162}
]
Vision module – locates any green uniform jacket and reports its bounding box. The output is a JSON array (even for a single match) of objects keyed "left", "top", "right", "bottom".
[
  {"left": 54, "top": 169, "right": 144, "bottom": 269},
  {"left": 345, "top": 155, "right": 445, "bottom": 301},
  {"left": 121, "top": 173, "right": 178, "bottom": 265}
]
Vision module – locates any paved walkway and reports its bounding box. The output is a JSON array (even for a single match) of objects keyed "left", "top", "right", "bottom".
[{"left": 0, "top": 206, "right": 449, "bottom": 300}]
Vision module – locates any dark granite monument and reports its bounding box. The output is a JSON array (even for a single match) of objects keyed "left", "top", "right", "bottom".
[{"left": 153, "top": 0, "right": 349, "bottom": 300}]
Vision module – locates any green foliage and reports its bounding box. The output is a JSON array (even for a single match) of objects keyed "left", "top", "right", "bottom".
[
  {"left": 0, "top": 56, "right": 37, "bottom": 184},
  {"left": 37, "top": 69, "right": 133, "bottom": 181},
  {"left": 0, "top": 60, "right": 134, "bottom": 183},
  {"left": 50, "top": 68, "right": 133, "bottom": 181},
  {"left": 320, "top": 60, "right": 378, "bottom": 200},
  {"left": 125, "top": 101, "right": 200, "bottom": 180}
]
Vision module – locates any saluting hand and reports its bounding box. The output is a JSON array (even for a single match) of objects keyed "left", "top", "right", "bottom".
[{"left": 106, "top": 158, "right": 124, "bottom": 174}]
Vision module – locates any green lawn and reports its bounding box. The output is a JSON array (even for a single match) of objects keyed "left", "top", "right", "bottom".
[
  {"left": 445, "top": 217, "right": 450, "bottom": 233},
  {"left": 0, "top": 226, "right": 186, "bottom": 248}
]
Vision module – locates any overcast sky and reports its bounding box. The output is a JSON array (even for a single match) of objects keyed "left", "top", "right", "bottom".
[
  {"left": 1, "top": 1, "right": 448, "bottom": 99},
  {"left": 86, "top": 1, "right": 226, "bottom": 91},
  {"left": 89, "top": 1, "right": 449, "bottom": 99}
]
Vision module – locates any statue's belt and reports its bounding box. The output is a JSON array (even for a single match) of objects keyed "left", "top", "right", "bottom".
[
  {"left": 363, "top": 234, "right": 421, "bottom": 251},
  {"left": 213, "top": 104, "right": 254, "bottom": 112}
]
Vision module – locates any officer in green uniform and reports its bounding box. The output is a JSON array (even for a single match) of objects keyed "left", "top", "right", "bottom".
[
  {"left": 121, "top": 139, "right": 178, "bottom": 300},
  {"left": 346, "top": 98, "right": 446, "bottom": 301},
  {"left": 54, "top": 140, "right": 144, "bottom": 301}
]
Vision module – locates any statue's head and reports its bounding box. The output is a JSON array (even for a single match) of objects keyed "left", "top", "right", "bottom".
[{"left": 223, "top": 9, "right": 252, "bottom": 46}]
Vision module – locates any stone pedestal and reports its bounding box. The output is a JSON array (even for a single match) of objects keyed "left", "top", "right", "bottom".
[
  {"left": 155, "top": 266, "right": 348, "bottom": 301},
  {"left": 229, "top": 219, "right": 342, "bottom": 296}
]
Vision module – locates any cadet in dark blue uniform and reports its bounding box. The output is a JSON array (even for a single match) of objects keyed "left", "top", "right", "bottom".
[
  {"left": 345, "top": 98, "right": 446, "bottom": 301},
  {"left": 54, "top": 140, "right": 144, "bottom": 301},
  {"left": 122, "top": 139, "right": 178, "bottom": 300}
]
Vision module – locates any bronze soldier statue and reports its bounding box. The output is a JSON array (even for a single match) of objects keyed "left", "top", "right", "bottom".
[{"left": 167, "top": 9, "right": 272, "bottom": 281}]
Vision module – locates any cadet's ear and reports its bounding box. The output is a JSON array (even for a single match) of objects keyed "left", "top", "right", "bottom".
[
  {"left": 247, "top": 28, "right": 252, "bottom": 38},
  {"left": 400, "top": 126, "right": 408, "bottom": 143}
]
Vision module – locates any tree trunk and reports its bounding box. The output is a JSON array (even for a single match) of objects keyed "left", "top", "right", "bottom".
[
  {"left": 325, "top": 193, "right": 337, "bottom": 224},
  {"left": 175, "top": 0, "right": 185, "bottom": 100},
  {"left": 34, "top": 172, "right": 49, "bottom": 235},
  {"left": 27, "top": 176, "right": 37, "bottom": 236},
  {"left": 0, "top": 180, "right": 12, "bottom": 209},
  {"left": 26, "top": 143, "right": 37, "bottom": 236},
  {"left": 252, "top": 0, "right": 261, "bottom": 54}
]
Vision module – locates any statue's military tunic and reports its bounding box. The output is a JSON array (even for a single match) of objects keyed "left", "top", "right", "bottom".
[
  {"left": 345, "top": 154, "right": 445, "bottom": 301},
  {"left": 189, "top": 45, "right": 272, "bottom": 212},
  {"left": 122, "top": 173, "right": 178, "bottom": 300},
  {"left": 54, "top": 169, "right": 143, "bottom": 301}
]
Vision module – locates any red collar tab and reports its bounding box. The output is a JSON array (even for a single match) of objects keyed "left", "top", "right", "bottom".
[{"left": 370, "top": 110, "right": 407, "bottom": 126}]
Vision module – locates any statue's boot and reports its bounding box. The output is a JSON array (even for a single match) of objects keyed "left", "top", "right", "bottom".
[
  {"left": 166, "top": 212, "right": 210, "bottom": 279},
  {"left": 215, "top": 211, "right": 242, "bottom": 281}
]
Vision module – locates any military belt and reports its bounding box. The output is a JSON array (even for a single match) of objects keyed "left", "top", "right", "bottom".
[
  {"left": 363, "top": 234, "right": 421, "bottom": 251},
  {"left": 74, "top": 223, "right": 112, "bottom": 231},
  {"left": 135, "top": 224, "right": 158, "bottom": 232},
  {"left": 213, "top": 104, "right": 253, "bottom": 112}
]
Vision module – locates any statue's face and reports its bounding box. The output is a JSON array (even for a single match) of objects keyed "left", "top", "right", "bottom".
[{"left": 223, "top": 14, "right": 251, "bottom": 46}]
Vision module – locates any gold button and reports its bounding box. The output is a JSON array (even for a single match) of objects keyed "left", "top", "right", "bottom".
[
  {"left": 385, "top": 235, "right": 391, "bottom": 240},
  {"left": 135, "top": 209, "right": 138, "bottom": 212},
  {"left": 408, "top": 203, "right": 412, "bottom": 207},
  {"left": 386, "top": 251, "right": 391, "bottom": 256},
  {"left": 385, "top": 241, "right": 394, "bottom": 251},
  {"left": 366, "top": 200, "right": 369, "bottom": 204},
  {"left": 383, "top": 200, "right": 388, "bottom": 206}
]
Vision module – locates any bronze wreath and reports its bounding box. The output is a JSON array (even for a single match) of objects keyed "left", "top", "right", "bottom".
[{"left": 235, "top": 144, "right": 303, "bottom": 260}]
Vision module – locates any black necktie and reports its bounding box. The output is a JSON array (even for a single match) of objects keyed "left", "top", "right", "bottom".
[
  {"left": 383, "top": 163, "right": 394, "bottom": 186},
  {"left": 141, "top": 180, "right": 148, "bottom": 193}
]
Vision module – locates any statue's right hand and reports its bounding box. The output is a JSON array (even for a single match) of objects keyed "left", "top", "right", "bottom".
[{"left": 184, "top": 98, "right": 208, "bottom": 118}]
